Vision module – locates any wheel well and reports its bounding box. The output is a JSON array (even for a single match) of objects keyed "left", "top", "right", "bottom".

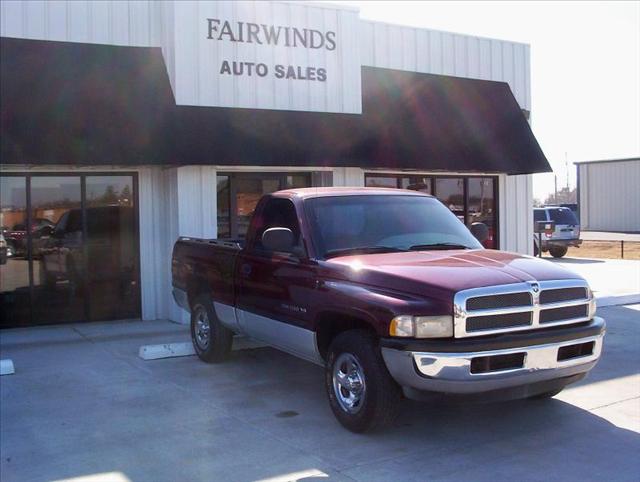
[
  {"left": 315, "top": 312, "right": 377, "bottom": 361},
  {"left": 186, "top": 277, "right": 209, "bottom": 309}
]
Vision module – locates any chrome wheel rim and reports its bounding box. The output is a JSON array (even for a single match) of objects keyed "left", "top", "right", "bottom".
[
  {"left": 332, "top": 353, "right": 366, "bottom": 414},
  {"left": 194, "top": 306, "right": 211, "bottom": 350}
]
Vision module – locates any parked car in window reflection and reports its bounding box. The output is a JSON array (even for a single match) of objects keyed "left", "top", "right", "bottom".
[{"left": 39, "top": 206, "right": 136, "bottom": 292}]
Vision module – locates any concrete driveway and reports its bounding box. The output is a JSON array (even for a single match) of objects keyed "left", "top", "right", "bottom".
[{"left": 1, "top": 304, "right": 639, "bottom": 482}]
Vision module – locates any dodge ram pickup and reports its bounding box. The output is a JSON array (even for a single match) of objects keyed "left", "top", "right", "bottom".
[{"left": 172, "top": 188, "right": 605, "bottom": 432}]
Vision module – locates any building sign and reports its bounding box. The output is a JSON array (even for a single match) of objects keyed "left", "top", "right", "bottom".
[{"left": 164, "top": 1, "right": 362, "bottom": 114}]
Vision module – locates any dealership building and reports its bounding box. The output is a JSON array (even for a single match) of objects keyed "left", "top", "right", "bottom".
[{"left": 0, "top": 0, "right": 550, "bottom": 327}]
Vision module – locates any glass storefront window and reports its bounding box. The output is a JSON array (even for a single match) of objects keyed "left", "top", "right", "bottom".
[
  {"left": 435, "top": 178, "right": 465, "bottom": 222},
  {"left": 1, "top": 176, "right": 29, "bottom": 327},
  {"left": 401, "top": 177, "right": 432, "bottom": 194},
  {"left": 365, "top": 174, "right": 498, "bottom": 248},
  {"left": 217, "top": 173, "right": 312, "bottom": 239},
  {"left": 217, "top": 176, "right": 230, "bottom": 238},
  {"left": 467, "top": 178, "right": 496, "bottom": 249},
  {"left": 0, "top": 174, "right": 140, "bottom": 328}
]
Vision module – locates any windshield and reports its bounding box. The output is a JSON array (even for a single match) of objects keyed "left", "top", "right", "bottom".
[
  {"left": 548, "top": 208, "right": 578, "bottom": 225},
  {"left": 305, "top": 195, "right": 483, "bottom": 258}
]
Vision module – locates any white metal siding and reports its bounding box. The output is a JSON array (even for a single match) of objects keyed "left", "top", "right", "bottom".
[
  {"left": 359, "top": 21, "right": 531, "bottom": 111},
  {"left": 579, "top": 160, "right": 640, "bottom": 232},
  {"left": 0, "top": 0, "right": 159, "bottom": 47}
]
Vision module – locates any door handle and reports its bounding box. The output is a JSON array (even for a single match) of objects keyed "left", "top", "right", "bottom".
[{"left": 240, "top": 264, "right": 252, "bottom": 277}]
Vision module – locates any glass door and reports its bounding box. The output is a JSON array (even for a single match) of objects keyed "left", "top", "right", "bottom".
[
  {"left": 0, "top": 176, "right": 30, "bottom": 326},
  {"left": 85, "top": 176, "right": 139, "bottom": 321},
  {"left": 0, "top": 173, "right": 140, "bottom": 328},
  {"left": 31, "top": 176, "right": 84, "bottom": 324}
]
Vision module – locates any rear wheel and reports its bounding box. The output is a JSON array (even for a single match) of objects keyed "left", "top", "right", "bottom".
[
  {"left": 190, "top": 295, "right": 233, "bottom": 363},
  {"left": 325, "top": 330, "right": 401, "bottom": 433},
  {"left": 549, "top": 246, "right": 568, "bottom": 258}
]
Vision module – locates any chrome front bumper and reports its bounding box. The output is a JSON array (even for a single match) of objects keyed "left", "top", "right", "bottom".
[{"left": 382, "top": 317, "right": 605, "bottom": 395}]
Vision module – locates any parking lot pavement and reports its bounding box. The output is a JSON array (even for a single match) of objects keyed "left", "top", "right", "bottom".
[
  {"left": 1, "top": 305, "right": 639, "bottom": 482},
  {"left": 549, "top": 257, "right": 640, "bottom": 303}
]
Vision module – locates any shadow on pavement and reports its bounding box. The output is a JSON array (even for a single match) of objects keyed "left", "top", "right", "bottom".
[{"left": 547, "top": 257, "right": 606, "bottom": 264}]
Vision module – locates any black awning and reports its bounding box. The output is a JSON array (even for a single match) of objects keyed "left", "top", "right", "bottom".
[{"left": 1, "top": 38, "right": 550, "bottom": 174}]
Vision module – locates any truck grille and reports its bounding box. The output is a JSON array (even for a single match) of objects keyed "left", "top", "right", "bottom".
[{"left": 454, "top": 280, "right": 593, "bottom": 338}]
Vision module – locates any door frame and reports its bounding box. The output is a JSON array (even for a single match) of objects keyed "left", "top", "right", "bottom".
[{"left": 0, "top": 171, "right": 141, "bottom": 326}]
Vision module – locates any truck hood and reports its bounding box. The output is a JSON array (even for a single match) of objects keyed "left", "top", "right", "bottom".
[{"left": 326, "top": 249, "right": 583, "bottom": 296}]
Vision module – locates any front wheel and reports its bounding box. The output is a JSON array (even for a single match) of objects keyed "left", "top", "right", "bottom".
[
  {"left": 325, "top": 330, "right": 401, "bottom": 433},
  {"left": 190, "top": 295, "right": 233, "bottom": 363},
  {"left": 549, "top": 246, "right": 568, "bottom": 258}
]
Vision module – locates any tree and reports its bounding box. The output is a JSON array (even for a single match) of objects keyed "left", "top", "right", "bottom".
[{"left": 543, "top": 186, "right": 576, "bottom": 206}]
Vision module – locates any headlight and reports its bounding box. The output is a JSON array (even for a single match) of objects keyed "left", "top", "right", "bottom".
[{"left": 389, "top": 315, "right": 453, "bottom": 338}]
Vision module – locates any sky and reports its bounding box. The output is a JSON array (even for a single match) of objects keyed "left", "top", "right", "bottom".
[{"left": 331, "top": 1, "right": 640, "bottom": 201}]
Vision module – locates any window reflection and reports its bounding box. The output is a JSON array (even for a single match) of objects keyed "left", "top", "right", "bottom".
[
  {"left": 0, "top": 177, "right": 29, "bottom": 327},
  {"left": 31, "top": 176, "right": 83, "bottom": 324}
]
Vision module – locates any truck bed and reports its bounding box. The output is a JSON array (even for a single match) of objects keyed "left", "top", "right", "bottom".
[{"left": 171, "top": 237, "right": 244, "bottom": 309}]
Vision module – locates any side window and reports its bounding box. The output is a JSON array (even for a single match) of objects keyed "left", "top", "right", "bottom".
[
  {"left": 534, "top": 210, "right": 546, "bottom": 223},
  {"left": 252, "top": 198, "right": 304, "bottom": 255}
]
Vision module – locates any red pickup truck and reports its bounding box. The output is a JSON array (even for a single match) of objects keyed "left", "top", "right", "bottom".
[{"left": 172, "top": 188, "right": 605, "bottom": 432}]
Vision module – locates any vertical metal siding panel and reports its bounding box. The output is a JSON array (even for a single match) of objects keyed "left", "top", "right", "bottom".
[
  {"left": 90, "top": 1, "right": 111, "bottom": 44},
  {"left": 523, "top": 45, "right": 531, "bottom": 110},
  {"left": 110, "top": 0, "right": 130, "bottom": 45},
  {"left": 501, "top": 42, "right": 515, "bottom": 96},
  {"left": 478, "top": 38, "right": 491, "bottom": 80},
  {"left": 490, "top": 39, "right": 502, "bottom": 82},
  {"left": 173, "top": 0, "right": 198, "bottom": 106},
  {"left": 255, "top": 0, "right": 276, "bottom": 110},
  {"left": 389, "top": 25, "right": 404, "bottom": 70},
  {"left": 1, "top": 1, "right": 24, "bottom": 37},
  {"left": 467, "top": 37, "right": 480, "bottom": 79},
  {"left": 342, "top": 9, "right": 361, "bottom": 113},
  {"left": 402, "top": 27, "right": 417, "bottom": 71},
  {"left": 47, "top": 1, "right": 67, "bottom": 40},
  {"left": 359, "top": 20, "right": 374, "bottom": 66},
  {"left": 453, "top": 34, "right": 466, "bottom": 77},
  {"left": 322, "top": 7, "right": 339, "bottom": 112},
  {"left": 416, "top": 29, "right": 430, "bottom": 73},
  {"left": 137, "top": 167, "right": 157, "bottom": 320},
  {"left": 66, "top": 1, "right": 89, "bottom": 43},
  {"left": 429, "top": 30, "right": 443, "bottom": 74},
  {"left": 25, "top": 1, "right": 46, "bottom": 38},
  {"left": 513, "top": 43, "right": 526, "bottom": 109},
  {"left": 373, "top": 22, "right": 389, "bottom": 69},
  {"left": 197, "top": 0, "right": 217, "bottom": 107},
  {"left": 442, "top": 32, "right": 455, "bottom": 75},
  {"left": 129, "top": 1, "right": 151, "bottom": 46},
  {"left": 272, "top": 2, "right": 290, "bottom": 111},
  {"left": 289, "top": 3, "right": 310, "bottom": 111}
]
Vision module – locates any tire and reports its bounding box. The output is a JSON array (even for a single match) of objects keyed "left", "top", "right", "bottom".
[
  {"left": 529, "top": 387, "right": 564, "bottom": 400},
  {"left": 549, "top": 246, "right": 568, "bottom": 258},
  {"left": 190, "top": 294, "right": 233, "bottom": 363},
  {"left": 325, "top": 329, "right": 402, "bottom": 433}
]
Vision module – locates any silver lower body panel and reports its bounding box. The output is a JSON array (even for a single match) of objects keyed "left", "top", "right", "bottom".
[{"left": 382, "top": 323, "right": 604, "bottom": 395}]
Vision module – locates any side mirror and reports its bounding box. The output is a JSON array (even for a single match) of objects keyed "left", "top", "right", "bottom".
[
  {"left": 261, "top": 227, "right": 295, "bottom": 253},
  {"left": 39, "top": 226, "right": 54, "bottom": 237},
  {"left": 470, "top": 222, "right": 489, "bottom": 243}
]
